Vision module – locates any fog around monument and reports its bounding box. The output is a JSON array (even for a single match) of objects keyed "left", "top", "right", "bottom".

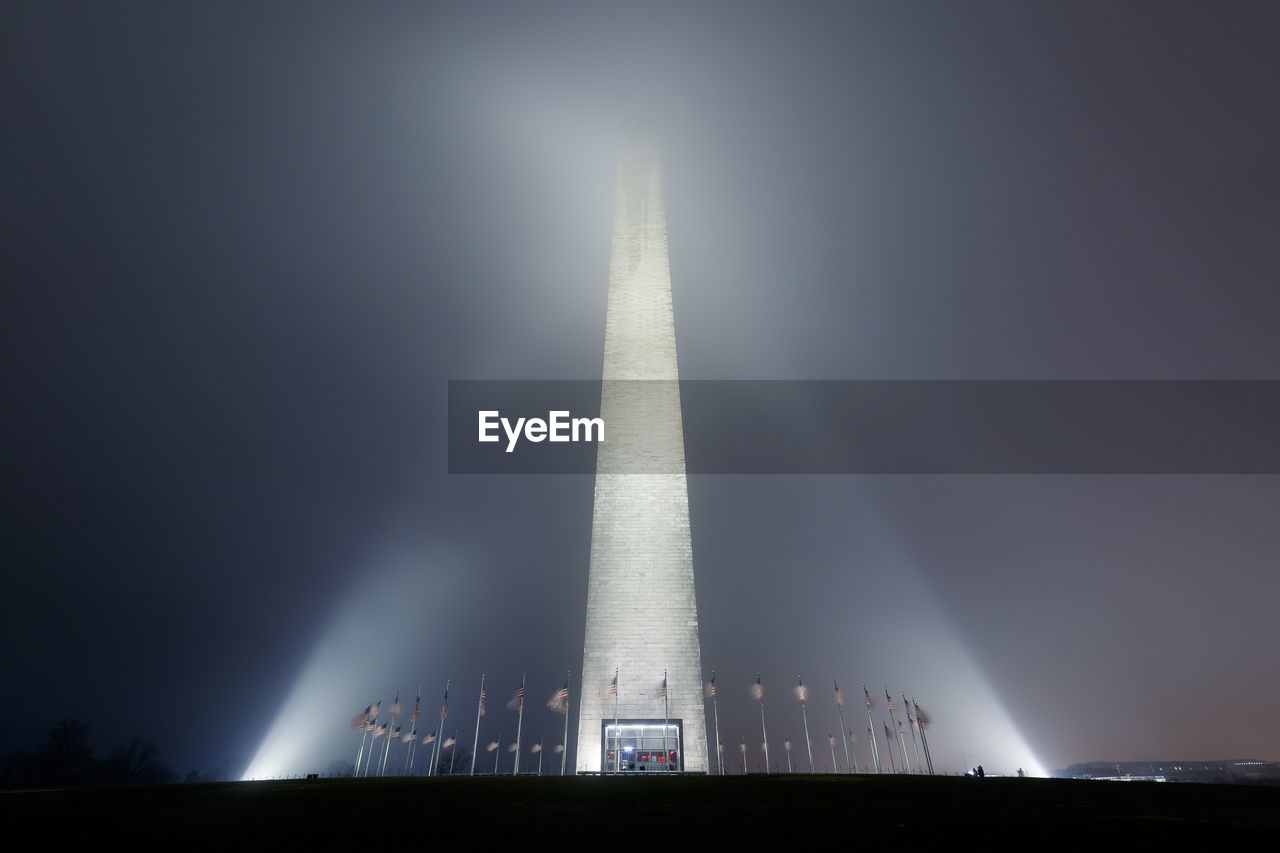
[{"left": 4, "top": 1, "right": 1278, "bottom": 780}]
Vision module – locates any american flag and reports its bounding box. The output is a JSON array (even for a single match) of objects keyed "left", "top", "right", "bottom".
[
  {"left": 704, "top": 673, "right": 716, "bottom": 700},
  {"left": 657, "top": 675, "right": 667, "bottom": 700},
  {"left": 554, "top": 744, "right": 565, "bottom": 754},
  {"left": 784, "top": 735, "right": 792, "bottom": 750},
  {"left": 508, "top": 684, "right": 525, "bottom": 712},
  {"left": 392, "top": 725, "right": 401, "bottom": 740},
  {"left": 372, "top": 723, "right": 387, "bottom": 740},
  {"left": 606, "top": 672, "right": 617, "bottom": 698},
  {"left": 885, "top": 689, "right": 898, "bottom": 714},
  {"left": 739, "top": 737, "right": 746, "bottom": 754},
  {"left": 828, "top": 731, "right": 836, "bottom": 747},
  {"left": 793, "top": 676, "right": 809, "bottom": 703},
  {"left": 443, "top": 735, "right": 456, "bottom": 749},
  {"left": 351, "top": 704, "right": 371, "bottom": 730},
  {"left": 749, "top": 673, "right": 764, "bottom": 702},
  {"left": 478, "top": 688, "right": 486, "bottom": 717},
  {"left": 548, "top": 681, "right": 569, "bottom": 714},
  {"left": 401, "top": 727, "right": 415, "bottom": 744},
  {"left": 422, "top": 730, "right": 437, "bottom": 745},
  {"left": 486, "top": 738, "right": 500, "bottom": 752},
  {"left": 848, "top": 730, "right": 857, "bottom": 744},
  {"left": 507, "top": 741, "right": 518, "bottom": 753},
  {"left": 412, "top": 696, "right": 421, "bottom": 721},
  {"left": 370, "top": 700, "right": 382, "bottom": 721},
  {"left": 364, "top": 719, "right": 377, "bottom": 734},
  {"left": 441, "top": 687, "right": 449, "bottom": 718},
  {"left": 390, "top": 691, "right": 401, "bottom": 719},
  {"left": 834, "top": 681, "right": 844, "bottom": 708},
  {"left": 531, "top": 741, "right": 543, "bottom": 754},
  {"left": 863, "top": 685, "right": 874, "bottom": 709}
]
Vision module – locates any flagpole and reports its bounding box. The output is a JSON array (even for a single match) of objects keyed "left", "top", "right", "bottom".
[
  {"left": 904, "top": 693, "right": 922, "bottom": 774},
  {"left": 404, "top": 684, "right": 422, "bottom": 775},
  {"left": 470, "top": 674, "right": 485, "bottom": 776},
  {"left": 662, "top": 668, "right": 669, "bottom": 772},
  {"left": 754, "top": 673, "right": 770, "bottom": 774},
  {"left": 798, "top": 676, "right": 814, "bottom": 773},
  {"left": 380, "top": 689, "right": 399, "bottom": 777},
  {"left": 449, "top": 732, "right": 458, "bottom": 775},
  {"left": 702, "top": 684, "right": 709, "bottom": 776},
  {"left": 834, "top": 681, "right": 852, "bottom": 773},
  {"left": 363, "top": 693, "right": 382, "bottom": 777},
  {"left": 380, "top": 722, "right": 393, "bottom": 777},
  {"left": 913, "top": 697, "right": 934, "bottom": 775},
  {"left": 354, "top": 696, "right": 373, "bottom": 778},
  {"left": 537, "top": 738, "right": 544, "bottom": 776},
  {"left": 863, "top": 684, "right": 881, "bottom": 774},
  {"left": 380, "top": 690, "right": 395, "bottom": 776},
  {"left": 709, "top": 671, "right": 723, "bottom": 776},
  {"left": 366, "top": 723, "right": 383, "bottom": 776},
  {"left": 882, "top": 720, "right": 898, "bottom": 773},
  {"left": 366, "top": 719, "right": 387, "bottom": 777},
  {"left": 616, "top": 666, "right": 622, "bottom": 773},
  {"left": 493, "top": 732, "right": 502, "bottom": 774},
  {"left": 561, "top": 669, "right": 571, "bottom": 776},
  {"left": 431, "top": 680, "right": 449, "bottom": 776},
  {"left": 354, "top": 725, "right": 367, "bottom": 778},
  {"left": 887, "top": 688, "right": 910, "bottom": 773},
  {"left": 513, "top": 672, "right": 526, "bottom": 776},
  {"left": 378, "top": 691, "right": 394, "bottom": 778}
]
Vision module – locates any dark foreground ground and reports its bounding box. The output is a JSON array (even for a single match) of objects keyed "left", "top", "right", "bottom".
[{"left": 4, "top": 774, "right": 1277, "bottom": 842}]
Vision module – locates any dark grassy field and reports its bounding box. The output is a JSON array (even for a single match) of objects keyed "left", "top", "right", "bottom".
[{"left": 4, "top": 774, "right": 1277, "bottom": 842}]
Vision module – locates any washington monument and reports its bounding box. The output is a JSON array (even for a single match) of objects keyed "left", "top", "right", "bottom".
[{"left": 576, "top": 127, "right": 708, "bottom": 773}]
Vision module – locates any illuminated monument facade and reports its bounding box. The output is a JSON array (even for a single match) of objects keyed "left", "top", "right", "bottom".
[{"left": 575, "top": 129, "right": 708, "bottom": 773}]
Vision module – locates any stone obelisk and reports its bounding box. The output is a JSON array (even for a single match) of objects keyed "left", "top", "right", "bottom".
[{"left": 575, "top": 127, "right": 707, "bottom": 773}]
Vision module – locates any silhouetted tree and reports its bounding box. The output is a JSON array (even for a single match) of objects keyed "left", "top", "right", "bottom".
[
  {"left": 436, "top": 747, "right": 471, "bottom": 776},
  {"left": 104, "top": 737, "right": 176, "bottom": 784},
  {"left": 324, "top": 759, "right": 355, "bottom": 778},
  {"left": 1, "top": 749, "right": 36, "bottom": 788},
  {"left": 33, "top": 719, "right": 95, "bottom": 787}
]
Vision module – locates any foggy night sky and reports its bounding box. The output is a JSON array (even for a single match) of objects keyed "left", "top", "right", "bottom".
[{"left": 3, "top": 1, "right": 1278, "bottom": 778}]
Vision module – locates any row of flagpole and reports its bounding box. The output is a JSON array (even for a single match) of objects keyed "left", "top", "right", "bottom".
[
  {"left": 351, "top": 671, "right": 574, "bottom": 777},
  {"left": 351, "top": 670, "right": 933, "bottom": 777},
  {"left": 711, "top": 674, "right": 934, "bottom": 776}
]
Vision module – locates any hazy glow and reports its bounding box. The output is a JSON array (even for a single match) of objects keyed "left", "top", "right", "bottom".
[
  {"left": 864, "top": 583, "right": 1049, "bottom": 777},
  {"left": 845, "top": 545, "right": 1050, "bottom": 778},
  {"left": 243, "top": 551, "right": 457, "bottom": 780}
]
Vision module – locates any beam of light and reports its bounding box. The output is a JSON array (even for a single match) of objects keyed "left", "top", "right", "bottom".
[
  {"left": 907, "top": 652, "right": 1050, "bottom": 779},
  {"left": 698, "top": 477, "right": 1053, "bottom": 778},
  {"left": 848, "top": 544, "right": 1050, "bottom": 778},
  {"left": 241, "top": 550, "right": 460, "bottom": 780}
]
